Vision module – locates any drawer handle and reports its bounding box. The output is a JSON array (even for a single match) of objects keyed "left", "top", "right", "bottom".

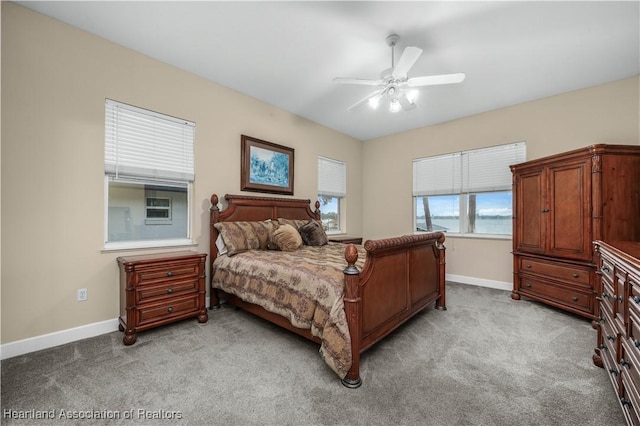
[
  {"left": 599, "top": 316, "right": 606, "bottom": 324},
  {"left": 167, "top": 271, "right": 174, "bottom": 277},
  {"left": 167, "top": 307, "right": 173, "bottom": 313},
  {"left": 603, "top": 266, "right": 610, "bottom": 272},
  {"left": 616, "top": 295, "right": 623, "bottom": 302},
  {"left": 602, "top": 292, "right": 610, "bottom": 299},
  {"left": 525, "top": 283, "right": 531, "bottom": 288},
  {"left": 526, "top": 264, "right": 532, "bottom": 269},
  {"left": 572, "top": 273, "right": 579, "bottom": 278},
  {"left": 599, "top": 344, "right": 607, "bottom": 351},
  {"left": 621, "top": 358, "right": 631, "bottom": 368},
  {"left": 572, "top": 296, "right": 578, "bottom": 302},
  {"left": 621, "top": 398, "right": 632, "bottom": 407},
  {"left": 167, "top": 287, "right": 174, "bottom": 294},
  {"left": 607, "top": 334, "right": 616, "bottom": 341},
  {"left": 609, "top": 368, "right": 619, "bottom": 376},
  {"left": 634, "top": 340, "right": 640, "bottom": 348},
  {"left": 541, "top": 208, "right": 549, "bottom": 213},
  {"left": 634, "top": 296, "right": 640, "bottom": 304}
]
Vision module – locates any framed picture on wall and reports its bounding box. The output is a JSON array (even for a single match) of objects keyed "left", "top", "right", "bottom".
[{"left": 240, "top": 135, "right": 294, "bottom": 195}]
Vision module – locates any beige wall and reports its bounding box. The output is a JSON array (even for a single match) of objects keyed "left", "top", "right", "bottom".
[
  {"left": 0, "top": 3, "right": 362, "bottom": 344},
  {"left": 362, "top": 76, "right": 640, "bottom": 284},
  {"left": 2, "top": 2, "right": 639, "bottom": 346}
]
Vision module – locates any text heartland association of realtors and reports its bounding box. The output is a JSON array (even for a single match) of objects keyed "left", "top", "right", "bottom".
[{"left": 2, "top": 408, "right": 183, "bottom": 420}]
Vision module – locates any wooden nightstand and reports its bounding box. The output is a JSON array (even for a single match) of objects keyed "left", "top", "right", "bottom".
[
  {"left": 328, "top": 236, "right": 363, "bottom": 245},
  {"left": 117, "top": 251, "right": 207, "bottom": 345}
]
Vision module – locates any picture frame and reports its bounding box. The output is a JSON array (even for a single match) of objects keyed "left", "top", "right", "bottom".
[{"left": 241, "top": 135, "right": 294, "bottom": 195}]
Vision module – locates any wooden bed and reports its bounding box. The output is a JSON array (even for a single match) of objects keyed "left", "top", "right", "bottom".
[{"left": 209, "top": 193, "right": 446, "bottom": 388}]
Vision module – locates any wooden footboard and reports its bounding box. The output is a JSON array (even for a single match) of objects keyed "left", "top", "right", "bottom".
[
  {"left": 341, "top": 233, "right": 446, "bottom": 387},
  {"left": 209, "top": 194, "right": 446, "bottom": 388}
]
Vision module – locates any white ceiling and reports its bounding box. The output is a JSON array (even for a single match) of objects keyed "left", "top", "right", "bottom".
[{"left": 17, "top": 1, "right": 640, "bottom": 141}]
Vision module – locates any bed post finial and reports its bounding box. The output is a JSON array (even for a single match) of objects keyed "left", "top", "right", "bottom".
[
  {"left": 314, "top": 200, "right": 321, "bottom": 220},
  {"left": 342, "top": 244, "right": 362, "bottom": 388},
  {"left": 210, "top": 194, "right": 219, "bottom": 210}
]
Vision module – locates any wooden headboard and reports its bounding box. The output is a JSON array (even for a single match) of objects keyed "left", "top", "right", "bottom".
[{"left": 209, "top": 193, "right": 320, "bottom": 259}]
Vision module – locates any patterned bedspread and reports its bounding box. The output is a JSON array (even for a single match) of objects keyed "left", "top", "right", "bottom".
[{"left": 211, "top": 242, "right": 367, "bottom": 379}]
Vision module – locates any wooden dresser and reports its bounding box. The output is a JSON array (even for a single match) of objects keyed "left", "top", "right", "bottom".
[
  {"left": 118, "top": 251, "right": 208, "bottom": 345},
  {"left": 511, "top": 144, "right": 640, "bottom": 319},
  {"left": 593, "top": 241, "right": 640, "bottom": 425}
]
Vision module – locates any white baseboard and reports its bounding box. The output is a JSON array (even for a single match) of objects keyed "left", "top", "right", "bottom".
[
  {"left": 446, "top": 273, "right": 512, "bottom": 292},
  {"left": 0, "top": 318, "right": 119, "bottom": 360},
  {"left": 1, "top": 296, "right": 212, "bottom": 360}
]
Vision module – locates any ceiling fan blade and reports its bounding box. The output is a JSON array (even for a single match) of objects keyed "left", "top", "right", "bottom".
[
  {"left": 407, "top": 73, "right": 466, "bottom": 87},
  {"left": 333, "top": 77, "right": 383, "bottom": 86},
  {"left": 347, "top": 89, "right": 385, "bottom": 111},
  {"left": 392, "top": 46, "right": 423, "bottom": 79}
]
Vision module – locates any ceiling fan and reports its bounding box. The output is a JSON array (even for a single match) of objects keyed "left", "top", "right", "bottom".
[{"left": 333, "top": 34, "right": 465, "bottom": 112}]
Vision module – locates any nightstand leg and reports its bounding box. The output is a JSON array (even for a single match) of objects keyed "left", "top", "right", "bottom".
[{"left": 123, "top": 331, "right": 137, "bottom": 345}]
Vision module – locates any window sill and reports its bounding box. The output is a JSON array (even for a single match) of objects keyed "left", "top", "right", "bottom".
[
  {"left": 414, "top": 231, "right": 512, "bottom": 241},
  {"left": 102, "top": 239, "right": 196, "bottom": 253}
]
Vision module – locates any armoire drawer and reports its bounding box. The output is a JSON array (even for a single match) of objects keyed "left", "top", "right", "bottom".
[
  {"left": 519, "top": 257, "right": 591, "bottom": 288},
  {"left": 519, "top": 276, "right": 592, "bottom": 314}
]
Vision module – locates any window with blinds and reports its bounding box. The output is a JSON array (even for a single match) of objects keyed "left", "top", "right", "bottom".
[
  {"left": 412, "top": 142, "right": 526, "bottom": 236},
  {"left": 318, "top": 156, "right": 346, "bottom": 233},
  {"left": 104, "top": 100, "right": 195, "bottom": 249}
]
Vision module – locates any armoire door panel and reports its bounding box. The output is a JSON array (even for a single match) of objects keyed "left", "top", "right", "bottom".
[
  {"left": 547, "top": 160, "right": 591, "bottom": 260},
  {"left": 515, "top": 169, "right": 545, "bottom": 254}
]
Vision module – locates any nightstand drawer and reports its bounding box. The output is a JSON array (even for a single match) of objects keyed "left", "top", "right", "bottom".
[
  {"left": 136, "top": 278, "right": 199, "bottom": 304},
  {"left": 520, "top": 257, "right": 590, "bottom": 287},
  {"left": 137, "top": 296, "right": 200, "bottom": 326},
  {"left": 135, "top": 263, "right": 199, "bottom": 285}
]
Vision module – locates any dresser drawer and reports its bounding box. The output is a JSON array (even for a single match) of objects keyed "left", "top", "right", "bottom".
[
  {"left": 135, "top": 263, "right": 200, "bottom": 285},
  {"left": 136, "top": 278, "right": 199, "bottom": 304},
  {"left": 600, "top": 306, "right": 620, "bottom": 362},
  {"left": 630, "top": 285, "right": 640, "bottom": 321},
  {"left": 519, "top": 257, "right": 591, "bottom": 288},
  {"left": 601, "top": 343, "right": 621, "bottom": 395},
  {"left": 620, "top": 372, "right": 640, "bottom": 424},
  {"left": 602, "top": 278, "right": 625, "bottom": 324},
  {"left": 600, "top": 257, "right": 615, "bottom": 285},
  {"left": 519, "top": 276, "right": 592, "bottom": 314},
  {"left": 137, "top": 295, "right": 200, "bottom": 326}
]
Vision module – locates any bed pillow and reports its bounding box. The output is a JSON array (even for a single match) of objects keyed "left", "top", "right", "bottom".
[
  {"left": 277, "top": 218, "right": 308, "bottom": 230},
  {"left": 298, "top": 220, "right": 328, "bottom": 246},
  {"left": 271, "top": 223, "right": 303, "bottom": 251},
  {"left": 214, "top": 221, "right": 275, "bottom": 256}
]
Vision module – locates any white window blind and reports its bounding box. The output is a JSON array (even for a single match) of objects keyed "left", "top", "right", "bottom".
[
  {"left": 462, "top": 142, "right": 526, "bottom": 192},
  {"left": 413, "top": 142, "right": 526, "bottom": 196},
  {"left": 318, "top": 156, "right": 346, "bottom": 197},
  {"left": 105, "top": 99, "right": 195, "bottom": 182},
  {"left": 413, "top": 152, "right": 462, "bottom": 196}
]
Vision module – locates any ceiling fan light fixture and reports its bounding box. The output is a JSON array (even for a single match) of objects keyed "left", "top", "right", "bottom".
[
  {"left": 368, "top": 95, "right": 381, "bottom": 109},
  {"left": 389, "top": 99, "right": 402, "bottom": 113},
  {"left": 406, "top": 89, "right": 419, "bottom": 104}
]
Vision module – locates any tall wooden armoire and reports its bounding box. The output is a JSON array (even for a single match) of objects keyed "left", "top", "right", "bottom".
[{"left": 511, "top": 144, "right": 640, "bottom": 319}]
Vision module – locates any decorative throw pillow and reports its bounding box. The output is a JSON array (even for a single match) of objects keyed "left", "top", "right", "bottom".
[
  {"left": 214, "top": 221, "right": 275, "bottom": 256},
  {"left": 298, "top": 220, "right": 328, "bottom": 246},
  {"left": 271, "top": 223, "right": 303, "bottom": 251}
]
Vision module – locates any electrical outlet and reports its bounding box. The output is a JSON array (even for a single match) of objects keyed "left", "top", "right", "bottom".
[{"left": 77, "top": 288, "right": 88, "bottom": 302}]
